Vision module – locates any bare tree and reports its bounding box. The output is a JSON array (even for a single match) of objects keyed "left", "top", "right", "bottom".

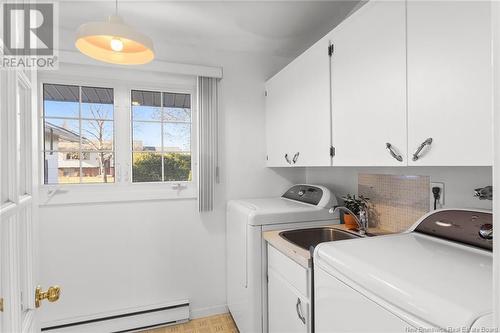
[
  {"left": 81, "top": 104, "right": 112, "bottom": 182},
  {"left": 152, "top": 108, "right": 191, "bottom": 151}
]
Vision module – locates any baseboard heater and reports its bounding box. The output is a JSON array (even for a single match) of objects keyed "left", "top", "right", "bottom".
[{"left": 41, "top": 300, "right": 189, "bottom": 333}]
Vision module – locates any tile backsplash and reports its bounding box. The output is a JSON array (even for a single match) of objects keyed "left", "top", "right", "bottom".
[{"left": 358, "top": 173, "right": 430, "bottom": 232}]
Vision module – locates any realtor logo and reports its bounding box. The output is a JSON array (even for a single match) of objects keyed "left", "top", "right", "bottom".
[{"left": 2, "top": 2, "right": 58, "bottom": 69}]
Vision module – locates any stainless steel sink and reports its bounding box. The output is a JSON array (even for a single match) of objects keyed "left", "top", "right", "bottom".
[{"left": 279, "top": 227, "right": 361, "bottom": 251}]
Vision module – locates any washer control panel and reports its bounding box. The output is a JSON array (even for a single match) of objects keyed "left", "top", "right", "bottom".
[
  {"left": 414, "top": 210, "right": 493, "bottom": 251},
  {"left": 282, "top": 185, "right": 325, "bottom": 206}
]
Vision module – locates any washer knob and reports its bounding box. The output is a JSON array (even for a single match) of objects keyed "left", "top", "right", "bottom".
[
  {"left": 479, "top": 223, "right": 493, "bottom": 240},
  {"left": 298, "top": 190, "right": 305, "bottom": 196}
]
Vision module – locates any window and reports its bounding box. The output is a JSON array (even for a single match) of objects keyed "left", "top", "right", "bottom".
[
  {"left": 42, "top": 84, "right": 115, "bottom": 184},
  {"left": 131, "top": 90, "right": 192, "bottom": 183}
]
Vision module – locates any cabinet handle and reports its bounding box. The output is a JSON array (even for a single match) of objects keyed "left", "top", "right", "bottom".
[
  {"left": 284, "top": 154, "right": 292, "bottom": 164},
  {"left": 292, "top": 152, "right": 300, "bottom": 164},
  {"left": 296, "top": 298, "right": 306, "bottom": 324},
  {"left": 385, "top": 143, "right": 403, "bottom": 162},
  {"left": 412, "top": 138, "right": 433, "bottom": 161}
]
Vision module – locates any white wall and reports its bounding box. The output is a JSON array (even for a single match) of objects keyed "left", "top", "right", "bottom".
[
  {"left": 38, "top": 50, "right": 305, "bottom": 325},
  {"left": 305, "top": 166, "right": 492, "bottom": 211}
]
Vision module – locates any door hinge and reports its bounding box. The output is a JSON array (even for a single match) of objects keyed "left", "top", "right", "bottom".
[
  {"left": 0, "top": 298, "right": 4, "bottom": 312},
  {"left": 328, "top": 44, "right": 334, "bottom": 57},
  {"left": 330, "top": 146, "right": 335, "bottom": 157},
  {"left": 265, "top": 91, "right": 268, "bottom": 97},
  {"left": 266, "top": 155, "right": 269, "bottom": 161}
]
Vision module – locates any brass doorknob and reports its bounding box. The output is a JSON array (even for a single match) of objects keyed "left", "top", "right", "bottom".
[{"left": 35, "top": 285, "right": 61, "bottom": 308}]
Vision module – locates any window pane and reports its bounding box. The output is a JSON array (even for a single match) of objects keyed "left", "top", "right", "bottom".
[
  {"left": 81, "top": 103, "right": 113, "bottom": 120},
  {"left": 81, "top": 152, "right": 114, "bottom": 183},
  {"left": 132, "top": 122, "right": 161, "bottom": 151},
  {"left": 132, "top": 152, "right": 162, "bottom": 182},
  {"left": 164, "top": 108, "right": 191, "bottom": 122},
  {"left": 44, "top": 118, "right": 80, "bottom": 151},
  {"left": 132, "top": 105, "right": 162, "bottom": 121},
  {"left": 132, "top": 91, "right": 162, "bottom": 121},
  {"left": 43, "top": 84, "right": 79, "bottom": 118},
  {"left": 82, "top": 86, "right": 114, "bottom": 104},
  {"left": 17, "top": 81, "right": 30, "bottom": 195},
  {"left": 44, "top": 84, "right": 79, "bottom": 101},
  {"left": 163, "top": 92, "right": 190, "bottom": 108},
  {"left": 44, "top": 100, "right": 79, "bottom": 118},
  {"left": 163, "top": 153, "right": 192, "bottom": 182},
  {"left": 163, "top": 123, "right": 191, "bottom": 152},
  {"left": 132, "top": 90, "right": 161, "bottom": 107},
  {"left": 81, "top": 120, "right": 113, "bottom": 151},
  {"left": 81, "top": 86, "right": 113, "bottom": 120},
  {"left": 44, "top": 151, "right": 80, "bottom": 184}
]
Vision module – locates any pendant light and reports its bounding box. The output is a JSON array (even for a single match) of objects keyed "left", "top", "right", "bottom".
[{"left": 75, "top": 0, "right": 155, "bottom": 65}]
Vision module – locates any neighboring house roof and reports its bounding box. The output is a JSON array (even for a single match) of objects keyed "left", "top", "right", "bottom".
[
  {"left": 45, "top": 122, "right": 108, "bottom": 147},
  {"left": 45, "top": 121, "right": 81, "bottom": 142}
]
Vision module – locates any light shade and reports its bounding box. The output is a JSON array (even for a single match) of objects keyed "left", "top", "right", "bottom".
[{"left": 75, "top": 15, "right": 155, "bottom": 65}]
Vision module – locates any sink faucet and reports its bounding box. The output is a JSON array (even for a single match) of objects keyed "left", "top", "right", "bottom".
[{"left": 329, "top": 206, "right": 369, "bottom": 235}]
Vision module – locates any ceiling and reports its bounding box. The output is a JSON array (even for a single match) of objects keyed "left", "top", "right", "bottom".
[{"left": 58, "top": 1, "right": 362, "bottom": 64}]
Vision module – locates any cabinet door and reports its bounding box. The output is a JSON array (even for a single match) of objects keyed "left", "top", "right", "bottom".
[
  {"left": 407, "top": 1, "right": 492, "bottom": 166},
  {"left": 265, "top": 74, "right": 294, "bottom": 167},
  {"left": 330, "top": 1, "right": 407, "bottom": 166},
  {"left": 265, "top": 35, "right": 332, "bottom": 167},
  {"left": 268, "top": 269, "right": 309, "bottom": 333}
]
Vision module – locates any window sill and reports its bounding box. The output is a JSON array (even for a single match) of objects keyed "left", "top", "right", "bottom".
[{"left": 38, "top": 183, "right": 197, "bottom": 207}]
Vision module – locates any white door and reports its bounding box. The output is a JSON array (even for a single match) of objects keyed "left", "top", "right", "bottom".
[
  {"left": 268, "top": 269, "right": 309, "bottom": 333},
  {"left": 265, "top": 34, "right": 332, "bottom": 167},
  {"left": 0, "top": 65, "right": 50, "bottom": 332},
  {"left": 407, "top": 1, "right": 493, "bottom": 166},
  {"left": 330, "top": 0, "right": 407, "bottom": 166}
]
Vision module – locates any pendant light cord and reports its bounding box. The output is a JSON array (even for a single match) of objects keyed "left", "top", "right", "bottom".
[{"left": 115, "top": 0, "right": 118, "bottom": 15}]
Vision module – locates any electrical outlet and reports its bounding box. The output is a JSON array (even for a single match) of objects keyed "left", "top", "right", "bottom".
[{"left": 430, "top": 182, "right": 445, "bottom": 210}]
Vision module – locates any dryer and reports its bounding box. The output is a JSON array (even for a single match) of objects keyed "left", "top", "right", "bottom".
[
  {"left": 227, "top": 184, "right": 338, "bottom": 333},
  {"left": 314, "top": 209, "right": 493, "bottom": 332}
]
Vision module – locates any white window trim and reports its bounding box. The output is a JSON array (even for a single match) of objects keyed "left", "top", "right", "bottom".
[{"left": 37, "top": 68, "right": 198, "bottom": 206}]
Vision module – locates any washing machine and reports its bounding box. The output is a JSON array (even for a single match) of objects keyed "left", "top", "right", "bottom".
[
  {"left": 227, "top": 184, "right": 338, "bottom": 333},
  {"left": 314, "top": 209, "right": 493, "bottom": 332}
]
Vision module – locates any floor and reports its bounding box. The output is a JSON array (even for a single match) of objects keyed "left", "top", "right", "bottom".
[{"left": 143, "top": 313, "right": 238, "bottom": 333}]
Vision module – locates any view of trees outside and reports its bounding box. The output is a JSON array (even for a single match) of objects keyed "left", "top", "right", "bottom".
[
  {"left": 81, "top": 90, "right": 114, "bottom": 183},
  {"left": 132, "top": 153, "right": 191, "bottom": 182}
]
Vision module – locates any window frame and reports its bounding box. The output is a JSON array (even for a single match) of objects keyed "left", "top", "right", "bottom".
[
  {"left": 41, "top": 82, "right": 116, "bottom": 185},
  {"left": 37, "top": 71, "right": 198, "bottom": 205},
  {"left": 130, "top": 87, "right": 195, "bottom": 185}
]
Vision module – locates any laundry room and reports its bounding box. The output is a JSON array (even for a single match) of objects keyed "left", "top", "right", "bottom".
[{"left": 0, "top": 1, "right": 498, "bottom": 333}]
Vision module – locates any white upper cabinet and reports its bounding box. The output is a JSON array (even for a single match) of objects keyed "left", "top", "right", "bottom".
[
  {"left": 265, "top": 0, "right": 492, "bottom": 167},
  {"left": 265, "top": 34, "right": 332, "bottom": 167},
  {"left": 407, "top": 1, "right": 492, "bottom": 166},
  {"left": 330, "top": 0, "right": 407, "bottom": 166}
]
